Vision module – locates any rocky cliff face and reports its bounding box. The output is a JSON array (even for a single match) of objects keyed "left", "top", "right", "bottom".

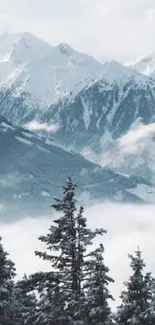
[{"left": 40, "top": 71, "right": 155, "bottom": 151}]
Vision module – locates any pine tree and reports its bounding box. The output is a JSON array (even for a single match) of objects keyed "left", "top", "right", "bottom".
[
  {"left": 0, "top": 238, "right": 37, "bottom": 325},
  {"left": 84, "top": 245, "right": 114, "bottom": 325},
  {"left": 116, "top": 248, "right": 155, "bottom": 325},
  {"left": 0, "top": 236, "right": 16, "bottom": 325},
  {"left": 33, "top": 177, "right": 113, "bottom": 325},
  {"left": 34, "top": 276, "right": 69, "bottom": 325},
  {"left": 34, "top": 177, "right": 78, "bottom": 324},
  {"left": 70, "top": 206, "right": 109, "bottom": 323},
  {"left": 17, "top": 271, "right": 67, "bottom": 325},
  {"left": 13, "top": 276, "right": 37, "bottom": 325}
]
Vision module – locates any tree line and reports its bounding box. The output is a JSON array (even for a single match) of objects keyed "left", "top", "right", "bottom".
[{"left": 0, "top": 177, "right": 155, "bottom": 325}]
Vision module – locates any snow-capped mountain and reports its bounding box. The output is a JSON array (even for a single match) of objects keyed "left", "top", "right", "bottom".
[
  {"left": 127, "top": 54, "right": 155, "bottom": 78},
  {"left": 0, "top": 115, "right": 154, "bottom": 220},
  {"left": 1, "top": 46, "right": 154, "bottom": 139},
  {"left": 38, "top": 63, "right": 155, "bottom": 151},
  {"left": 1, "top": 32, "right": 154, "bottom": 135},
  {"left": 0, "top": 32, "right": 103, "bottom": 106},
  {"left": 1, "top": 32, "right": 155, "bottom": 202}
]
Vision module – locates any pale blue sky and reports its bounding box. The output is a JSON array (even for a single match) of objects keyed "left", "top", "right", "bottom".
[{"left": 0, "top": 0, "right": 155, "bottom": 61}]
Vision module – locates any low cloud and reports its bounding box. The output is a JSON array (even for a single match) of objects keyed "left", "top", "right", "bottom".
[
  {"left": 119, "top": 122, "right": 155, "bottom": 154},
  {"left": 1, "top": 203, "right": 155, "bottom": 310},
  {"left": 83, "top": 122, "right": 155, "bottom": 182},
  {"left": 24, "top": 120, "right": 59, "bottom": 133}
]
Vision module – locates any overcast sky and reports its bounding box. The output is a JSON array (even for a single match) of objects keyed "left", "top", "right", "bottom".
[{"left": 0, "top": 0, "right": 155, "bottom": 61}]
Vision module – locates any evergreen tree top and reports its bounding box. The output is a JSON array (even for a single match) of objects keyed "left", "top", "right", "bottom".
[
  {"left": 51, "top": 177, "right": 77, "bottom": 213},
  {"left": 33, "top": 177, "right": 113, "bottom": 325},
  {"left": 128, "top": 248, "right": 145, "bottom": 274},
  {"left": 116, "top": 248, "right": 155, "bottom": 325}
]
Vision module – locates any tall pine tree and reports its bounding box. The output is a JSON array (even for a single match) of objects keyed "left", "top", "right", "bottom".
[
  {"left": 84, "top": 245, "right": 114, "bottom": 325},
  {"left": 70, "top": 205, "right": 113, "bottom": 324},
  {"left": 32, "top": 177, "right": 113, "bottom": 325},
  {"left": 34, "top": 177, "right": 78, "bottom": 324},
  {"left": 116, "top": 248, "right": 155, "bottom": 325}
]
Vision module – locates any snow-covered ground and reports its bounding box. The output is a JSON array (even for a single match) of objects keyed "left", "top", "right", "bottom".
[{"left": 1, "top": 203, "right": 155, "bottom": 309}]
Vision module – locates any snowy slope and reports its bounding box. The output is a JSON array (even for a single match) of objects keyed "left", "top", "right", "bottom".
[
  {"left": 127, "top": 54, "right": 155, "bottom": 78},
  {"left": 1, "top": 32, "right": 155, "bottom": 195},
  {"left": 1, "top": 52, "right": 155, "bottom": 164},
  {"left": 0, "top": 115, "right": 154, "bottom": 220},
  {"left": 0, "top": 32, "right": 154, "bottom": 129},
  {"left": 38, "top": 64, "right": 155, "bottom": 151},
  {"left": 0, "top": 32, "right": 103, "bottom": 106},
  {"left": 0, "top": 32, "right": 149, "bottom": 109}
]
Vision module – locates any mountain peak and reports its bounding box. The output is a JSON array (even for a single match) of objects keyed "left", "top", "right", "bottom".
[
  {"left": 0, "top": 31, "right": 51, "bottom": 46},
  {"left": 0, "top": 32, "right": 53, "bottom": 63},
  {"left": 127, "top": 53, "right": 155, "bottom": 77},
  {"left": 101, "top": 59, "right": 146, "bottom": 84},
  {"left": 0, "top": 32, "right": 89, "bottom": 66},
  {"left": 0, "top": 32, "right": 103, "bottom": 105}
]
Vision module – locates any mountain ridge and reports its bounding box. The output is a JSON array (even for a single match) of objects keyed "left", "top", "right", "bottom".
[
  {"left": 0, "top": 32, "right": 155, "bottom": 203},
  {"left": 0, "top": 32, "right": 104, "bottom": 106},
  {"left": 0, "top": 114, "right": 153, "bottom": 220},
  {"left": 127, "top": 53, "right": 155, "bottom": 78}
]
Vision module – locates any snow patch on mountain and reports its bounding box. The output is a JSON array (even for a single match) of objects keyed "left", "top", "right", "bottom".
[
  {"left": 0, "top": 32, "right": 151, "bottom": 113},
  {"left": 101, "top": 60, "right": 150, "bottom": 85},
  {"left": 81, "top": 96, "right": 92, "bottom": 130},
  {"left": 0, "top": 32, "right": 104, "bottom": 107},
  {"left": 15, "top": 136, "right": 33, "bottom": 146},
  {"left": 0, "top": 32, "right": 53, "bottom": 63},
  {"left": 1, "top": 122, "right": 14, "bottom": 130},
  {"left": 127, "top": 53, "right": 155, "bottom": 77}
]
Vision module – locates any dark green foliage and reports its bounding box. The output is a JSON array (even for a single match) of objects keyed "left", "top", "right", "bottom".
[
  {"left": 0, "top": 237, "right": 37, "bottom": 325},
  {"left": 1, "top": 178, "right": 155, "bottom": 325},
  {"left": 32, "top": 177, "right": 113, "bottom": 325},
  {"left": 13, "top": 276, "right": 37, "bottom": 325},
  {"left": 0, "top": 236, "right": 16, "bottom": 325},
  {"left": 116, "top": 249, "right": 155, "bottom": 325},
  {"left": 84, "top": 245, "right": 114, "bottom": 325}
]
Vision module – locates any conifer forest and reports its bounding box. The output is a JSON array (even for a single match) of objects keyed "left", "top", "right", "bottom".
[{"left": 0, "top": 178, "right": 154, "bottom": 325}]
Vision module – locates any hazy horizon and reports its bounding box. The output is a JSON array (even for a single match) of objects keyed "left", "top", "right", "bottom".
[{"left": 0, "top": 0, "right": 155, "bottom": 62}]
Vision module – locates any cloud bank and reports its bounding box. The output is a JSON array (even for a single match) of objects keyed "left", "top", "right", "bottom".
[
  {"left": 119, "top": 122, "right": 155, "bottom": 154},
  {"left": 83, "top": 121, "right": 155, "bottom": 183}
]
